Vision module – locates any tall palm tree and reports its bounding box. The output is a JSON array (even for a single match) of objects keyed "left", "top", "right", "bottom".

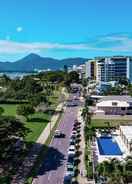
[{"left": 81, "top": 105, "right": 92, "bottom": 125}]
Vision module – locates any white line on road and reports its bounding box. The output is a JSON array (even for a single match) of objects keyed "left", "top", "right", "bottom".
[{"left": 47, "top": 173, "right": 52, "bottom": 181}]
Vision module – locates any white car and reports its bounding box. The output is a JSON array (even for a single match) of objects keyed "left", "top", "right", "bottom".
[
  {"left": 71, "top": 130, "right": 76, "bottom": 135},
  {"left": 69, "top": 145, "right": 75, "bottom": 151},
  {"left": 54, "top": 130, "right": 65, "bottom": 138},
  {"left": 68, "top": 145, "right": 76, "bottom": 156},
  {"left": 66, "top": 165, "right": 75, "bottom": 177}
]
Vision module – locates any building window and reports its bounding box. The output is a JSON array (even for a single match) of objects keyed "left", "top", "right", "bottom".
[
  {"left": 121, "top": 107, "right": 126, "bottom": 110},
  {"left": 112, "top": 102, "right": 118, "bottom": 106}
]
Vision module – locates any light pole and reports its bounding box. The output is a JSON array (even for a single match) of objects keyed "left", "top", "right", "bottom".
[{"left": 49, "top": 107, "right": 52, "bottom": 136}]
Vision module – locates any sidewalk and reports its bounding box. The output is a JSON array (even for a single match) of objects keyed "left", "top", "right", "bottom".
[
  {"left": 11, "top": 102, "right": 64, "bottom": 184},
  {"left": 77, "top": 108, "right": 95, "bottom": 184},
  {"left": 77, "top": 108, "right": 88, "bottom": 184}
]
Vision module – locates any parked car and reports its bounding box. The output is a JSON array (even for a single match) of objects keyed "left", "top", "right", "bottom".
[
  {"left": 72, "top": 125, "right": 80, "bottom": 131},
  {"left": 63, "top": 174, "right": 72, "bottom": 184},
  {"left": 71, "top": 130, "right": 77, "bottom": 135},
  {"left": 69, "top": 139, "right": 76, "bottom": 146},
  {"left": 54, "top": 130, "right": 65, "bottom": 138},
  {"left": 74, "top": 119, "right": 78, "bottom": 123},
  {"left": 68, "top": 145, "right": 76, "bottom": 157},
  {"left": 70, "top": 134, "right": 76, "bottom": 140},
  {"left": 67, "top": 156, "right": 74, "bottom": 166},
  {"left": 66, "top": 165, "right": 75, "bottom": 177}
]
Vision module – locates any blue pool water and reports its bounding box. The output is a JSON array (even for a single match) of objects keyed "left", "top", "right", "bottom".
[{"left": 97, "top": 137, "right": 122, "bottom": 155}]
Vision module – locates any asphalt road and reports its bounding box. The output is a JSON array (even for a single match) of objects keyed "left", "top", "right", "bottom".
[{"left": 33, "top": 94, "right": 80, "bottom": 184}]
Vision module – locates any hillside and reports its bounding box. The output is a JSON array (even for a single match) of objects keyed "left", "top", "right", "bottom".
[{"left": 0, "top": 54, "right": 88, "bottom": 72}]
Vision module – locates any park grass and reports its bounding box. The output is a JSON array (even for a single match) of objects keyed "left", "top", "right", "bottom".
[
  {"left": 1, "top": 104, "right": 17, "bottom": 116},
  {"left": 26, "top": 108, "right": 63, "bottom": 184},
  {"left": 26, "top": 112, "right": 50, "bottom": 142},
  {"left": 0, "top": 88, "right": 62, "bottom": 143},
  {"left": 0, "top": 104, "right": 51, "bottom": 142},
  {"left": 91, "top": 119, "right": 132, "bottom": 128}
]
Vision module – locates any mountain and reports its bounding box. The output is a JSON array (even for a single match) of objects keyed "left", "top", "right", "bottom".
[{"left": 0, "top": 53, "right": 88, "bottom": 72}]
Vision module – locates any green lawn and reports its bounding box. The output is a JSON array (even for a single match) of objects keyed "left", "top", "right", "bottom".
[
  {"left": 26, "top": 112, "right": 50, "bottom": 142},
  {"left": 91, "top": 119, "right": 132, "bottom": 128},
  {"left": 1, "top": 104, "right": 17, "bottom": 116},
  {"left": 0, "top": 104, "right": 50, "bottom": 142}
]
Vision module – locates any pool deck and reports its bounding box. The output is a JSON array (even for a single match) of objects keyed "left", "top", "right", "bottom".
[{"left": 93, "top": 130, "right": 131, "bottom": 163}]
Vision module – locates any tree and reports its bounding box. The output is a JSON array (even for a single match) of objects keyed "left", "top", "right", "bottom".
[
  {"left": 81, "top": 105, "right": 92, "bottom": 125},
  {"left": 17, "top": 104, "right": 35, "bottom": 121},
  {"left": 82, "top": 78, "right": 88, "bottom": 87},
  {"left": 118, "top": 78, "right": 130, "bottom": 87},
  {"left": 0, "top": 116, "right": 29, "bottom": 160},
  {"left": 0, "top": 107, "right": 4, "bottom": 115},
  {"left": 29, "top": 94, "right": 48, "bottom": 107},
  {"left": 65, "top": 71, "right": 79, "bottom": 87},
  {"left": 96, "top": 158, "right": 132, "bottom": 184}
]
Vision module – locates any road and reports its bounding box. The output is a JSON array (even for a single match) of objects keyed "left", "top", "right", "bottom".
[{"left": 32, "top": 94, "right": 80, "bottom": 184}]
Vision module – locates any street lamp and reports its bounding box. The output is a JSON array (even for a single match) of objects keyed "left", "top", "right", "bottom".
[{"left": 48, "top": 107, "right": 52, "bottom": 136}]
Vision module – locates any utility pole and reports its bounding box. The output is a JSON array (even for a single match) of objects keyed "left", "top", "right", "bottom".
[{"left": 49, "top": 107, "right": 52, "bottom": 136}]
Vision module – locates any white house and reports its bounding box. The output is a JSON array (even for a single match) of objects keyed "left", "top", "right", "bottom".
[{"left": 96, "top": 96, "right": 132, "bottom": 115}]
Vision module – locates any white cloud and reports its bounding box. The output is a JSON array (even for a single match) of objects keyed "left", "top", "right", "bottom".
[
  {"left": 0, "top": 40, "right": 91, "bottom": 54},
  {"left": 16, "top": 27, "right": 23, "bottom": 32},
  {"left": 0, "top": 33, "right": 132, "bottom": 54}
]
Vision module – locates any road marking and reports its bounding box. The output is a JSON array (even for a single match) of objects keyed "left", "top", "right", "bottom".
[{"left": 48, "top": 173, "right": 51, "bottom": 181}]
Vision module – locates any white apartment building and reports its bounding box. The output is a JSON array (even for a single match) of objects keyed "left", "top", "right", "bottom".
[
  {"left": 120, "top": 126, "right": 132, "bottom": 153},
  {"left": 85, "top": 56, "right": 132, "bottom": 83}
]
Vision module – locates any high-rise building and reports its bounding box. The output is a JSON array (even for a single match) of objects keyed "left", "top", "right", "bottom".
[
  {"left": 85, "top": 60, "right": 97, "bottom": 80},
  {"left": 86, "top": 56, "right": 132, "bottom": 82}
]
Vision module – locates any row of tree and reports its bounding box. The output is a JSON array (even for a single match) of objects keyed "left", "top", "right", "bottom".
[{"left": 96, "top": 157, "right": 132, "bottom": 184}]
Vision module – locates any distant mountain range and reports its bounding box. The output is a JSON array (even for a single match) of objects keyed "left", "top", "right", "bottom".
[{"left": 0, "top": 54, "right": 88, "bottom": 72}]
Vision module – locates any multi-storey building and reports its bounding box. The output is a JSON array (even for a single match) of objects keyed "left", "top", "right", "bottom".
[
  {"left": 86, "top": 56, "right": 132, "bottom": 82},
  {"left": 85, "top": 60, "right": 97, "bottom": 80}
]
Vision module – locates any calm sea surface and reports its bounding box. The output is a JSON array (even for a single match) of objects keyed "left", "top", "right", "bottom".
[{"left": 0, "top": 72, "right": 37, "bottom": 79}]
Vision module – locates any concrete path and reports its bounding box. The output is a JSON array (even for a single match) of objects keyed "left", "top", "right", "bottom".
[
  {"left": 77, "top": 98, "right": 96, "bottom": 184},
  {"left": 77, "top": 107, "right": 89, "bottom": 184},
  {"left": 37, "top": 103, "right": 64, "bottom": 144},
  {"left": 11, "top": 102, "right": 65, "bottom": 184}
]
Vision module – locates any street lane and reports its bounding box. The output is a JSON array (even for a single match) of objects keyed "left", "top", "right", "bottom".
[{"left": 33, "top": 94, "right": 79, "bottom": 184}]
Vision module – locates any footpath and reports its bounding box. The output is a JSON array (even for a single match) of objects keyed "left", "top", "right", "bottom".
[
  {"left": 77, "top": 103, "right": 95, "bottom": 184},
  {"left": 12, "top": 89, "right": 68, "bottom": 184}
]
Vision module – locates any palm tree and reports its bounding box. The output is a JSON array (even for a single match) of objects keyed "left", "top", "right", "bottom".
[{"left": 81, "top": 105, "right": 92, "bottom": 125}]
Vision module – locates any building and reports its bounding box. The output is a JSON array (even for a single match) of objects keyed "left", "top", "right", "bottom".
[
  {"left": 96, "top": 96, "right": 132, "bottom": 115},
  {"left": 68, "top": 64, "right": 86, "bottom": 79},
  {"left": 120, "top": 126, "right": 132, "bottom": 153},
  {"left": 85, "top": 60, "right": 97, "bottom": 80},
  {"left": 85, "top": 56, "right": 132, "bottom": 83}
]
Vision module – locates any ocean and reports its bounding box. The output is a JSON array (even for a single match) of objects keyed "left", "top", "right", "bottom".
[{"left": 0, "top": 72, "right": 37, "bottom": 79}]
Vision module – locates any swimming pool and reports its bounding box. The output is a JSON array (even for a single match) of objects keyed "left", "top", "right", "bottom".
[{"left": 97, "top": 137, "right": 122, "bottom": 155}]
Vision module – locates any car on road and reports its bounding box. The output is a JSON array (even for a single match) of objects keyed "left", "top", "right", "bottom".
[
  {"left": 63, "top": 174, "right": 72, "bottom": 184},
  {"left": 69, "top": 139, "right": 76, "bottom": 146},
  {"left": 66, "top": 165, "right": 75, "bottom": 177},
  {"left": 71, "top": 130, "right": 77, "bottom": 135},
  {"left": 70, "top": 134, "right": 76, "bottom": 140},
  {"left": 67, "top": 156, "right": 74, "bottom": 166},
  {"left": 74, "top": 119, "right": 78, "bottom": 123},
  {"left": 72, "top": 130, "right": 80, "bottom": 137},
  {"left": 54, "top": 130, "right": 65, "bottom": 138},
  {"left": 68, "top": 145, "right": 76, "bottom": 157},
  {"left": 72, "top": 125, "right": 80, "bottom": 131}
]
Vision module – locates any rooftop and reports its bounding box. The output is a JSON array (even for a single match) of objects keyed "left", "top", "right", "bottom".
[
  {"left": 99, "top": 96, "right": 132, "bottom": 103},
  {"left": 120, "top": 126, "right": 132, "bottom": 142}
]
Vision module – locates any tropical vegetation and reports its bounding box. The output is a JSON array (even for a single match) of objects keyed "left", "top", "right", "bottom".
[{"left": 96, "top": 157, "right": 132, "bottom": 184}]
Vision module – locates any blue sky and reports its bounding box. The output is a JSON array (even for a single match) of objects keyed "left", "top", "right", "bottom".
[{"left": 0, "top": 0, "right": 132, "bottom": 61}]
